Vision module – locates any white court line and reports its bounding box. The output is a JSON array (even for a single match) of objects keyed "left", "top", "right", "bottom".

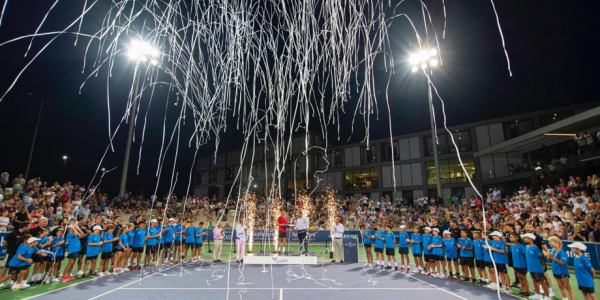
[
  {"left": 87, "top": 265, "right": 179, "bottom": 300},
  {"left": 401, "top": 272, "right": 468, "bottom": 300},
  {"left": 120, "top": 287, "right": 437, "bottom": 290},
  {"left": 279, "top": 288, "right": 283, "bottom": 300},
  {"left": 25, "top": 276, "right": 104, "bottom": 300}
]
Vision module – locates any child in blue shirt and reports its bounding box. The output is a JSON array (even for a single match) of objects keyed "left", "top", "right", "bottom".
[
  {"left": 484, "top": 231, "right": 509, "bottom": 292},
  {"left": 99, "top": 225, "right": 118, "bottom": 275},
  {"left": 174, "top": 219, "right": 185, "bottom": 263},
  {"left": 360, "top": 224, "right": 374, "bottom": 267},
  {"left": 3, "top": 235, "right": 47, "bottom": 291},
  {"left": 145, "top": 221, "right": 159, "bottom": 266},
  {"left": 194, "top": 221, "right": 207, "bottom": 262},
  {"left": 184, "top": 224, "right": 196, "bottom": 261},
  {"left": 397, "top": 225, "right": 410, "bottom": 272},
  {"left": 125, "top": 223, "right": 135, "bottom": 268},
  {"left": 457, "top": 229, "right": 475, "bottom": 282},
  {"left": 443, "top": 230, "right": 459, "bottom": 280},
  {"left": 544, "top": 236, "right": 575, "bottom": 300},
  {"left": 32, "top": 229, "right": 52, "bottom": 284},
  {"left": 48, "top": 227, "right": 66, "bottom": 283},
  {"left": 430, "top": 228, "right": 445, "bottom": 278},
  {"left": 524, "top": 233, "right": 550, "bottom": 300},
  {"left": 374, "top": 225, "right": 385, "bottom": 268},
  {"left": 114, "top": 225, "right": 130, "bottom": 274},
  {"left": 568, "top": 242, "right": 596, "bottom": 300},
  {"left": 422, "top": 227, "right": 433, "bottom": 275},
  {"left": 83, "top": 226, "right": 103, "bottom": 277},
  {"left": 384, "top": 225, "right": 398, "bottom": 271},
  {"left": 509, "top": 233, "right": 530, "bottom": 297},
  {"left": 131, "top": 222, "right": 147, "bottom": 268},
  {"left": 410, "top": 231, "right": 423, "bottom": 273},
  {"left": 473, "top": 231, "right": 490, "bottom": 285},
  {"left": 63, "top": 224, "right": 84, "bottom": 283}
]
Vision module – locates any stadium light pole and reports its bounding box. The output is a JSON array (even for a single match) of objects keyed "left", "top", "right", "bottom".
[
  {"left": 24, "top": 92, "right": 47, "bottom": 180},
  {"left": 119, "top": 39, "right": 160, "bottom": 199},
  {"left": 409, "top": 48, "right": 443, "bottom": 199}
]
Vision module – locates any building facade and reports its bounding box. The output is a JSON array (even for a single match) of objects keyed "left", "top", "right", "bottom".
[{"left": 194, "top": 102, "right": 599, "bottom": 201}]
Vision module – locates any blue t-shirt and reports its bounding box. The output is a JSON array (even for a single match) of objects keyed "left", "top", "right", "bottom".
[
  {"left": 164, "top": 226, "right": 174, "bottom": 243},
  {"left": 66, "top": 232, "right": 81, "bottom": 254},
  {"left": 574, "top": 254, "right": 594, "bottom": 288},
  {"left": 432, "top": 236, "right": 444, "bottom": 256},
  {"left": 411, "top": 233, "right": 422, "bottom": 254},
  {"left": 185, "top": 226, "right": 195, "bottom": 243},
  {"left": 363, "top": 229, "right": 372, "bottom": 245},
  {"left": 39, "top": 237, "right": 51, "bottom": 254},
  {"left": 51, "top": 237, "right": 64, "bottom": 257},
  {"left": 374, "top": 230, "right": 385, "bottom": 249},
  {"left": 147, "top": 226, "right": 158, "bottom": 246},
  {"left": 385, "top": 232, "right": 396, "bottom": 249},
  {"left": 473, "top": 239, "right": 484, "bottom": 260},
  {"left": 510, "top": 243, "right": 526, "bottom": 269},
  {"left": 195, "top": 227, "right": 204, "bottom": 244},
  {"left": 127, "top": 231, "right": 135, "bottom": 246},
  {"left": 443, "top": 238, "right": 458, "bottom": 259},
  {"left": 9, "top": 244, "right": 39, "bottom": 267},
  {"left": 491, "top": 240, "right": 508, "bottom": 264},
  {"left": 133, "top": 228, "right": 147, "bottom": 247},
  {"left": 525, "top": 245, "right": 544, "bottom": 273},
  {"left": 117, "top": 233, "right": 129, "bottom": 249},
  {"left": 550, "top": 248, "right": 569, "bottom": 276},
  {"left": 458, "top": 237, "right": 473, "bottom": 257},
  {"left": 422, "top": 234, "right": 433, "bottom": 255},
  {"left": 482, "top": 240, "right": 493, "bottom": 262},
  {"left": 157, "top": 226, "right": 164, "bottom": 244},
  {"left": 398, "top": 232, "right": 409, "bottom": 248},
  {"left": 86, "top": 234, "right": 102, "bottom": 257},
  {"left": 174, "top": 224, "right": 184, "bottom": 241},
  {"left": 101, "top": 232, "right": 114, "bottom": 252}
]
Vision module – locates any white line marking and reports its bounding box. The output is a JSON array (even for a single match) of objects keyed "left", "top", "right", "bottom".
[
  {"left": 402, "top": 273, "right": 468, "bottom": 300},
  {"left": 119, "top": 287, "right": 437, "bottom": 290},
  {"left": 88, "top": 265, "right": 179, "bottom": 300},
  {"left": 280, "top": 288, "right": 283, "bottom": 300},
  {"left": 25, "top": 277, "right": 103, "bottom": 300}
]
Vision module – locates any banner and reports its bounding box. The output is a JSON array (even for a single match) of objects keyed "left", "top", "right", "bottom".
[{"left": 202, "top": 229, "right": 600, "bottom": 269}]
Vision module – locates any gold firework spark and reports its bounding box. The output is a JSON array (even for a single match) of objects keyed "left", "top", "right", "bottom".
[
  {"left": 326, "top": 186, "right": 337, "bottom": 230},
  {"left": 269, "top": 195, "right": 282, "bottom": 249},
  {"left": 297, "top": 189, "right": 314, "bottom": 220},
  {"left": 242, "top": 190, "right": 257, "bottom": 249}
]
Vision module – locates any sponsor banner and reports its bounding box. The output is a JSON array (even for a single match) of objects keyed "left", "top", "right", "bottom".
[{"left": 0, "top": 232, "right": 8, "bottom": 257}]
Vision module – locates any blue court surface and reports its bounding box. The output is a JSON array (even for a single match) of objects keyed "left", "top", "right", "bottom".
[{"left": 28, "top": 261, "right": 518, "bottom": 300}]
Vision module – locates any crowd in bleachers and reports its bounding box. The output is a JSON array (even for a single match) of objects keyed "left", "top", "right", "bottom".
[{"left": 0, "top": 168, "right": 599, "bottom": 296}]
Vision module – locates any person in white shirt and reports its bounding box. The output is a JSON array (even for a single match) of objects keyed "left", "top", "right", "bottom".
[
  {"left": 492, "top": 187, "right": 502, "bottom": 201},
  {"left": 330, "top": 217, "right": 345, "bottom": 263},
  {"left": 235, "top": 219, "right": 248, "bottom": 263},
  {"left": 293, "top": 211, "right": 310, "bottom": 255}
]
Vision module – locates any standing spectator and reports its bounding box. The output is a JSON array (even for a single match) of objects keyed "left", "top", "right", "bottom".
[
  {"left": 212, "top": 222, "right": 224, "bottom": 263},
  {"left": 492, "top": 188, "right": 502, "bottom": 202}
]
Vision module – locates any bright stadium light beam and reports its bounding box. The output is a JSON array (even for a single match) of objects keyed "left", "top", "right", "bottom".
[{"left": 127, "top": 39, "right": 159, "bottom": 62}]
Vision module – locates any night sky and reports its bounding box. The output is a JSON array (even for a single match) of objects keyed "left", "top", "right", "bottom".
[{"left": 0, "top": 1, "right": 598, "bottom": 196}]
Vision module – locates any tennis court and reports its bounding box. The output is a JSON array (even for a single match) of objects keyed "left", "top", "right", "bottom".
[{"left": 27, "top": 260, "right": 519, "bottom": 300}]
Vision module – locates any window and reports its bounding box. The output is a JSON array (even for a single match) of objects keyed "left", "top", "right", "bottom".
[
  {"left": 209, "top": 170, "right": 216, "bottom": 183},
  {"left": 503, "top": 119, "right": 534, "bottom": 140},
  {"left": 345, "top": 168, "right": 379, "bottom": 190},
  {"left": 361, "top": 146, "right": 377, "bottom": 164},
  {"left": 381, "top": 142, "right": 399, "bottom": 162},
  {"left": 226, "top": 167, "right": 234, "bottom": 180},
  {"left": 424, "top": 134, "right": 450, "bottom": 156},
  {"left": 332, "top": 151, "right": 342, "bottom": 168},
  {"left": 450, "top": 130, "right": 472, "bottom": 153},
  {"left": 425, "top": 158, "right": 475, "bottom": 185},
  {"left": 194, "top": 172, "right": 204, "bottom": 185}
]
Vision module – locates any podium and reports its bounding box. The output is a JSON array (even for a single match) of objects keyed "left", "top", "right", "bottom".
[{"left": 343, "top": 236, "right": 358, "bottom": 263}]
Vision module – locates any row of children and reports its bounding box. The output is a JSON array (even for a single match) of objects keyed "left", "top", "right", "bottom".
[
  {"left": 360, "top": 224, "right": 596, "bottom": 300},
  {"left": 0, "top": 218, "right": 209, "bottom": 291}
]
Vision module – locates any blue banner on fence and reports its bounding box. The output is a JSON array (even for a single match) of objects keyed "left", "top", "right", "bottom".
[
  {"left": 202, "top": 229, "right": 600, "bottom": 269},
  {"left": 0, "top": 232, "right": 8, "bottom": 257},
  {"left": 544, "top": 240, "right": 600, "bottom": 270}
]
